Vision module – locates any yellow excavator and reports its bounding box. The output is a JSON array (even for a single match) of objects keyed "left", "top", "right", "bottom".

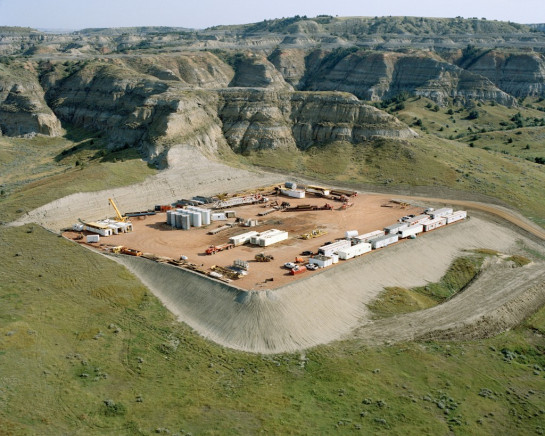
[{"left": 108, "top": 198, "right": 127, "bottom": 222}]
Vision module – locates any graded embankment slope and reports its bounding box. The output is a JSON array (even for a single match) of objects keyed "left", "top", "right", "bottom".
[
  {"left": 114, "top": 217, "right": 544, "bottom": 354},
  {"left": 10, "top": 144, "right": 282, "bottom": 232}
]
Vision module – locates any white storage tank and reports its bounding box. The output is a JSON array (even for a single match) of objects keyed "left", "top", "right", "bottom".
[
  {"left": 191, "top": 211, "right": 202, "bottom": 227},
  {"left": 166, "top": 210, "right": 173, "bottom": 225},
  {"left": 174, "top": 213, "right": 183, "bottom": 229},
  {"left": 181, "top": 214, "right": 191, "bottom": 230},
  {"left": 399, "top": 224, "right": 423, "bottom": 239},
  {"left": 337, "top": 242, "right": 372, "bottom": 260},
  {"left": 201, "top": 209, "right": 211, "bottom": 225},
  {"left": 430, "top": 208, "right": 454, "bottom": 219},
  {"left": 423, "top": 217, "right": 447, "bottom": 231},
  {"left": 446, "top": 210, "right": 467, "bottom": 224},
  {"left": 369, "top": 234, "right": 399, "bottom": 249}
]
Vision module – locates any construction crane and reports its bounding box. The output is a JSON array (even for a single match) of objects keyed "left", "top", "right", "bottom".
[{"left": 108, "top": 198, "right": 127, "bottom": 222}]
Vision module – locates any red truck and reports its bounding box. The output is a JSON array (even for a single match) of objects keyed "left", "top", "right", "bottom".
[
  {"left": 290, "top": 265, "right": 307, "bottom": 275},
  {"left": 205, "top": 243, "right": 234, "bottom": 255}
]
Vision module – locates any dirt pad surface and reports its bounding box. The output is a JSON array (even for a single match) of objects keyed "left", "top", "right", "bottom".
[{"left": 95, "top": 194, "right": 423, "bottom": 289}]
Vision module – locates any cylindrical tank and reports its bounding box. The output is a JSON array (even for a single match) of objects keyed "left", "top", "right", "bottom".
[
  {"left": 166, "top": 210, "right": 173, "bottom": 226},
  {"left": 174, "top": 213, "right": 184, "bottom": 229},
  {"left": 200, "top": 209, "right": 211, "bottom": 225},
  {"left": 191, "top": 211, "right": 202, "bottom": 227},
  {"left": 181, "top": 214, "right": 191, "bottom": 230}
]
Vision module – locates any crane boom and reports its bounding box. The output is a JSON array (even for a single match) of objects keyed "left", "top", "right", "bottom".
[{"left": 108, "top": 198, "right": 127, "bottom": 222}]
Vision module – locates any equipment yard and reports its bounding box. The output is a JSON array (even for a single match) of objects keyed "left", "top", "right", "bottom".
[{"left": 63, "top": 186, "right": 467, "bottom": 290}]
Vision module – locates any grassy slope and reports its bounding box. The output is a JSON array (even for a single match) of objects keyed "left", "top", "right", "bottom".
[
  {"left": 1, "top": 225, "right": 544, "bottom": 435},
  {"left": 0, "top": 127, "right": 156, "bottom": 223}
]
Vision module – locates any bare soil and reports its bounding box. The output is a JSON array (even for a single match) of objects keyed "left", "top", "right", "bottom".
[{"left": 69, "top": 193, "right": 424, "bottom": 290}]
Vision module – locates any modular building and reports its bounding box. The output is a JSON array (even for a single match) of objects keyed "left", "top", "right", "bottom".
[
  {"left": 423, "top": 217, "right": 447, "bottom": 231},
  {"left": 337, "top": 242, "right": 372, "bottom": 260},
  {"left": 345, "top": 230, "right": 358, "bottom": 239},
  {"left": 318, "top": 239, "right": 352, "bottom": 257},
  {"left": 83, "top": 222, "right": 113, "bottom": 237},
  {"left": 384, "top": 222, "right": 408, "bottom": 234},
  {"left": 357, "top": 230, "right": 385, "bottom": 242},
  {"left": 229, "top": 231, "right": 259, "bottom": 246},
  {"left": 446, "top": 210, "right": 467, "bottom": 224},
  {"left": 430, "top": 208, "right": 454, "bottom": 219},
  {"left": 250, "top": 229, "right": 289, "bottom": 247},
  {"left": 404, "top": 214, "right": 431, "bottom": 226},
  {"left": 369, "top": 233, "right": 399, "bottom": 249},
  {"left": 399, "top": 224, "right": 423, "bottom": 239},
  {"left": 280, "top": 188, "right": 306, "bottom": 199},
  {"left": 309, "top": 254, "right": 333, "bottom": 268}
]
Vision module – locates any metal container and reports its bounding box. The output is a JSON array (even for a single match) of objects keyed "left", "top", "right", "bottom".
[
  {"left": 430, "top": 208, "right": 454, "bottom": 219},
  {"left": 201, "top": 209, "right": 211, "bottom": 225},
  {"left": 345, "top": 230, "right": 358, "bottom": 239},
  {"left": 399, "top": 224, "right": 423, "bottom": 238},
  {"left": 285, "top": 181, "right": 297, "bottom": 189},
  {"left": 191, "top": 211, "right": 202, "bottom": 227},
  {"left": 384, "top": 222, "right": 408, "bottom": 234},
  {"left": 181, "top": 214, "right": 191, "bottom": 230},
  {"left": 166, "top": 210, "right": 173, "bottom": 226},
  {"left": 174, "top": 213, "right": 183, "bottom": 229},
  {"left": 370, "top": 234, "right": 399, "bottom": 249}
]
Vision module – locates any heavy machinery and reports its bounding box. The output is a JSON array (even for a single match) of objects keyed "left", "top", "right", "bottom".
[
  {"left": 299, "top": 228, "right": 327, "bottom": 240},
  {"left": 205, "top": 243, "right": 234, "bottom": 255},
  {"left": 255, "top": 253, "right": 274, "bottom": 262},
  {"left": 120, "top": 247, "right": 143, "bottom": 256},
  {"left": 108, "top": 198, "right": 127, "bottom": 222},
  {"left": 210, "top": 265, "right": 242, "bottom": 279},
  {"left": 339, "top": 202, "right": 354, "bottom": 210}
]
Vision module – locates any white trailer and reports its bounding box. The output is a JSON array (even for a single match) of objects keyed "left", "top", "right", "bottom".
[
  {"left": 345, "top": 230, "right": 359, "bottom": 239},
  {"left": 318, "top": 239, "right": 352, "bottom": 257},
  {"left": 211, "top": 213, "right": 227, "bottom": 221},
  {"left": 369, "top": 234, "right": 399, "bottom": 249},
  {"left": 399, "top": 224, "right": 423, "bottom": 238},
  {"left": 280, "top": 189, "right": 306, "bottom": 198},
  {"left": 423, "top": 217, "right": 447, "bottom": 231},
  {"left": 229, "top": 231, "right": 259, "bottom": 246},
  {"left": 405, "top": 214, "right": 431, "bottom": 226},
  {"left": 446, "top": 210, "right": 467, "bottom": 224},
  {"left": 337, "top": 242, "right": 372, "bottom": 260},
  {"left": 259, "top": 230, "right": 288, "bottom": 247},
  {"left": 86, "top": 235, "right": 100, "bottom": 243},
  {"left": 430, "top": 208, "right": 454, "bottom": 219},
  {"left": 309, "top": 255, "right": 333, "bottom": 268},
  {"left": 384, "top": 222, "right": 408, "bottom": 234},
  {"left": 357, "top": 230, "right": 384, "bottom": 242}
]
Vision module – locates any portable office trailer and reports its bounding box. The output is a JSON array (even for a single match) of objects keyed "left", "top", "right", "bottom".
[
  {"left": 369, "top": 234, "right": 399, "bottom": 249},
  {"left": 430, "top": 208, "right": 454, "bottom": 219},
  {"left": 345, "top": 230, "right": 359, "bottom": 239},
  {"left": 405, "top": 214, "right": 431, "bottom": 226},
  {"left": 423, "top": 217, "right": 447, "bottom": 231},
  {"left": 357, "top": 230, "right": 384, "bottom": 242},
  {"left": 318, "top": 240, "right": 351, "bottom": 257},
  {"left": 384, "top": 222, "right": 408, "bottom": 234},
  {"left": 86, "top": 235, "right": 100, "bottom": 243},
  {"left": 309, "top": 255, "right": 333, "bottom": 268},
  {"left": 337, "top": 242, "right": 372, "bottom": 260},
  {"left": 229, "top": 231, "right": 259, "bottom": 246},
  {"left": 280, "top": 189, "right": 305, "bottom": 198},
  {"left": 399, "top": 224, "right": 423, "bottom": 239},
  {"left": 259, "top": 230, "right": 288, "bottom": 247},
  {"left": 446, "top": 210, "right": 467, "bottom": 224}
]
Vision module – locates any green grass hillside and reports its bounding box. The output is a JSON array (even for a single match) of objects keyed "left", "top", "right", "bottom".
[{"left": 1, "top": 225, "right": 544, "bottom": 435}]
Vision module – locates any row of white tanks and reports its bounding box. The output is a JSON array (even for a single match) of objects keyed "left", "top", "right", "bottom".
[{"left": 166, "top": 207, "right": 211, "bottom": 230}]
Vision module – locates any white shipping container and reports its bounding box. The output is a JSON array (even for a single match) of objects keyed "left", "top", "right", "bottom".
[
  {"left": 423, "top": 217, "right": 447, "bottom": 231},
  {"left": 259, "top": 231, "right": 288, "bottom": 247},
  {"left": 345, "top": 230, "right": 359, "bottom": 239},
  {"left": 430, "top": 208, "right": 454, "bottom": 219},
  {"left": 370, "top": 234, "right": 399, "bottom": 249},
  {"left": 86, "top": 235, "right": 100, "bottom": 243},
  {"left": 280, "top": 188, "right": 306, "bottom": 198},
  {"left": 211, "top": 213, "right": 227, "bottom": 221},
  {"left": 399, "top": 224, "right": 424, "bottom": 238},
  {"left": 446, "top": 210, "right": 467, "bottom": 224},
  {"left": 337, "top": 242, "right": 372, "bottom": 260}
]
